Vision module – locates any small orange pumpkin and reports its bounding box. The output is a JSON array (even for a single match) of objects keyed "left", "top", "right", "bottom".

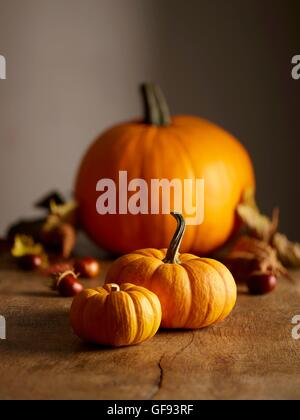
[
  {"left": 70, "top": 283, "right": 162, "bottom": 347},
  {"left": 106, "top": 213, "right": 237, "bottom": 329}
]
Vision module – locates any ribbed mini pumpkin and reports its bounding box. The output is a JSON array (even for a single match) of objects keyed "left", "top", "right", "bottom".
[
  {"left": 70, "top": 283, "right": 162, "bottom": 347},
  {"left": 106, "top": 213, "right": 237, "bottom": 329}
]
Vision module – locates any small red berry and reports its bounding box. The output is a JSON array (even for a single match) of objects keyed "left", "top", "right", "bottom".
[
  {"left": 247, "top": 272, "right": 277, "bottom": 295},
  {"left": 74, "top": 257, "right": 100, "bottom": 278},
  {"left": 18, "top": 254, "right": 42, "bottom": 271},
  {"left": 53, "top": 271, "right": 83, "bottom": 297}
]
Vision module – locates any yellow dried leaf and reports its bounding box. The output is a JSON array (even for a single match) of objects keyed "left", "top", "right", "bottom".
[
  {"left": 11, "top": 235, "right": 44, "bottom": 258},
  {"left": 49, "top": 200, "right": 78, "bottom": 225}
]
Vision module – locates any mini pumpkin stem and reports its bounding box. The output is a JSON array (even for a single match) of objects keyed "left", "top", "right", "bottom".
[
  {"left": 140, "top": 83, "right": 171, "bottom": 127},
  {"left": 163, "top": 212, "right": 186, "bottom": 264}
]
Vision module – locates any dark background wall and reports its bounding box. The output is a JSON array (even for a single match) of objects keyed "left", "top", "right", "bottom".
[{"left": 0, "top": 0, "right": 299, "bottom": 239}]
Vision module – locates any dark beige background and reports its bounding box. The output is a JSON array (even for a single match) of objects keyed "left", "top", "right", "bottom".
[{"left": 0, "top": 0, "right": 299, "bottom": 240}]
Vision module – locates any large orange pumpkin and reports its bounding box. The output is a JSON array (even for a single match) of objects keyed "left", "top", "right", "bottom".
[
  {"left": 75, "top": 83, "right": 255, "bottom": 254},
  {"left": 106, "top": 213, "right": 237, "bottom": 329}
]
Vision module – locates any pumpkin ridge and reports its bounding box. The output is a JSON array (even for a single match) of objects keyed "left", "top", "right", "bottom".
[
  {"left": 117, "top": 126, "right": 150, "bottom": 246},
  {"left": 149, "top": 262, "right": 191, "bottom": 328},
  {"left": 146, "top": 263, "right": 169, "bottom": 324},
  {"left": 127, "top": 292, "right": 145, "bottom": 344},
  {"left": 108, "top": 290, "right": 138, "bottom": 346},
  {"left": 147, "top": 127, "right": 169, "bottom": 247},
  {"left": 170, "top": 124, "right": 233, "bottom": 253},
  {"left": 139, "top": 126, "right": 160, "bottom": 246},
  {"left": 106, "top": 254, "right": 143, "bottom": 284},
  {"left": 168, "top": 127, "right": 199, "bottom": 250},
  {"left": 114, "top": 125, "right": 147, "bottom": 171},
  {"left": 76, "top": 124, "right": 145, "bottom": 253},
  {"left": 100, "top": 291, "right": 114, "bottom": 345},
  {"left": 124, "top": 292, "right": 139, "bottom": 346},
  {"left": 152, "top": 130, "right": 171, "bottom": 245},
  {"left": 72, "top": 289, "right": 99, "bottom": 340},
  {"left": 107, "top": 255, "right": 146, "bottom": 284},
  {"left": 199, "top": 258, "right": 233, "bottom": 323},
  {"left": 180, "top": 262, "right": 210, "bottom": 328},
  {"left": 120, "top": 255, "right": 163, "bottom": 289},
  {"left": 127, "top": 292, "right": 152, "bottom": 344},
  {"left": 126, "top": 284, "right": 161, "bottom": 339},
  {"left": 134, "top": 249, "right": 165, "bottom": 260},
  {"left": 199, "top": 260, "right": 227, "bottom": 325},
  {"left": 144, "top": 291, "right": 162, "bottom": 337},
  {"left": 84, "top": 292, "right": 108, "bottom": 343}
]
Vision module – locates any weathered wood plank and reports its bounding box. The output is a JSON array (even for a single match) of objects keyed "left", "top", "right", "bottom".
[{"left": 0, "top": 261, "right": 299, "bottom": 400}]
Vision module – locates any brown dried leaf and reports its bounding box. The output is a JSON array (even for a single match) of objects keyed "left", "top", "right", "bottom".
[
  {"left": 41, "top": 223, "right": 76, "bottom": 259},
  {"left": 49, "top": 200, "right": 78, "bottom": 226},
  {"left": 59, "top": 224, "right": 76, "bottom": 259},
  {"left": 35, "top": 191, "right": 65, "bottom": 210},
  {"left": 237, "top": 192, "right": 300, "bottom": 268},
  {"left": 237, "top": 204, "right": 279, "bottom": 243},
  {"left": 273, "top": 232, "right": 300, "bottom": 268},
  {"left": 225, "top": 236, "right": 288, "bottom": 282},
  {"left": 224, "top": 251, "right": 262, "bottom": 283}
]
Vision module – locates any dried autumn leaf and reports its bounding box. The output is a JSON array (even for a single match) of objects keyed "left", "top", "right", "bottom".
[
  {"left": 40, "top": 199, "right": 78, "bottom": 258},
  {"left": 11, "top": 235, "right": 45, "bottom": 258},
  {"left": 41, "top": 223, "right": 76, "bottom": 259},
  {"left": 225, "top": 236, "right": 289, "bottom": 282},
  {"left": 224, "top": 251, "right": 263, "bottom": 283},
  {"left": 237, "top": 204, "right": 279, "bottom": 243},
  {"left": 35, "top": 191, "right": 65, "bottom": 210},
  {"left": 49, "top": 200, "right": 78, "bottom": 226},
  {"left": 273, "top": 232, "right": 300, "bottom": 268},
  {"left": 237, "top": 190, "right": 300, "bottom": 268},
  {"left": 56, "top": 224, "right": 76, "bottom": 259},
  {"left": 241, "top": 187, "right": 258, "bottom": 210}
]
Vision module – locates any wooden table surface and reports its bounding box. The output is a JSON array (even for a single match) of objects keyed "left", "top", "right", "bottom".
[{"left": 0, "top": 257, "right": 300, "bottom": 400}]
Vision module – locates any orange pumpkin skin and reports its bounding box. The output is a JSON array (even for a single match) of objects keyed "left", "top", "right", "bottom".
[
  {"left": 70, "top": 283, "right": 162, "bottom": 347},
  {"left": 75, "top": 87, "right": 255, "bottom": 255},
  {"left": 106, "top": 249, "right": 237, "bottom": 329}
]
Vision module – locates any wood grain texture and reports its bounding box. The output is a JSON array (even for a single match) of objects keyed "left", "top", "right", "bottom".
[{"left": 0, "top": 258, "right": 300, "bottom": 400}]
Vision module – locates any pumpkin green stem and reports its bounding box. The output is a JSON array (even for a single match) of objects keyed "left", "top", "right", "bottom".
[
  {"left": 163, "top": 212, "right": 186, "bottom": 264},
  {"left": 140, "top": 83, "right": 171, "bottom": 126}
]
